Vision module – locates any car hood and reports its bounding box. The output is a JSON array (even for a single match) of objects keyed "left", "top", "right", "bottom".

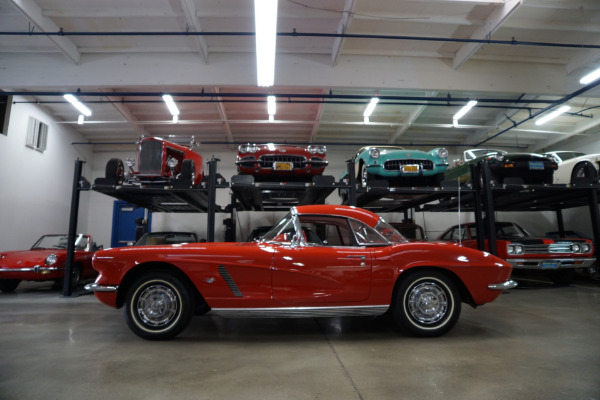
[{"left": 0, "top": 249, "right": 67, "bottom": 267}]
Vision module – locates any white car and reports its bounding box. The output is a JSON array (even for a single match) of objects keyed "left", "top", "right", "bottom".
[{"left": 543, "top": 151, "right": 600, "bottom": 184}]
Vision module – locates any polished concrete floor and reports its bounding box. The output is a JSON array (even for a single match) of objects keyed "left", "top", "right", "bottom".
[{"left": 1, "top": 275, "right": 599, "bottom": 400}]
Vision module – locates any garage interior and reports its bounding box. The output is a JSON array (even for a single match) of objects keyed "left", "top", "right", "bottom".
[{"left": 1, "top": 0, "right": 599, "bottom": 399}]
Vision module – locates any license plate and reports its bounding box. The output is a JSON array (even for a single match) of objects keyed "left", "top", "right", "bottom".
[
  {"left": 274, "top": 162, "right": 292, "bottom": 171},
  {"left": 402, "top": 164, "right": 419, "bottom": 173},
  {"left": 529, "top": 161, "right": 544, "bottom": 170},
  {"left": 541, "top": 260, "right": 559, "bottom": 269}
]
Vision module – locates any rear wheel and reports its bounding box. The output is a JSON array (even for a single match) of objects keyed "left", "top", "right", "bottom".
[
  {"left": 124, "top": 272, "right": 194, "bottom": 340},
  {"left": 106, "top": 158, "right": 125, "bottom": 185},
  {"left": 571, "top": 161, "right": 598, "bottom": 183},
  {"left": 393, "top": 271, "right": 461, "bottom": 337},
  {"left": 0, "top": 279, "right": 21, "bottom": 293}
]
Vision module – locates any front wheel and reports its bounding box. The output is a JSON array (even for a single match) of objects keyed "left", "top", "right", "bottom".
[
  {"left": 393, "top": 271, "right": 461, "bottom": 337},
  {"left": 124, "top": 272, "right": 194, "bottom": 340},
  {"left": 0, "top": 279, "right": 21, "bottom": 293},
  {"left": 586, "top": 262, "right": 600, "bottom": 282}
]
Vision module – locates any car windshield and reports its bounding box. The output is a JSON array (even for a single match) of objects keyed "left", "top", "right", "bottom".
[
  {"left": 135, "top": 232, "right": 197, "bottom": 246},
  {"left": 31, "top": 234, "right": 88, "bottom": 250},
  {"left": 552, "top": 152, "right": 586, "bottom": 162},
  {"left": 374, "top": 220, "right": 408, "bottom": 243},
  {"left": 465, "top": 149, "right": 506, "bottom": 161},
  {"left": 495, "top": 223, "right": 529, "bottom": 238},
  {"left": 260, "top": 214, "right": 294, "bottom": 242}
]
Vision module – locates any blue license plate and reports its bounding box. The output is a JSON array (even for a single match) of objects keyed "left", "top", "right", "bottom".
[
  {"left": 541, "top": 260, "right": 559, "bottom": 269},
  {"left": 529, "top": 161, "right": 544, "bottom": 170}
]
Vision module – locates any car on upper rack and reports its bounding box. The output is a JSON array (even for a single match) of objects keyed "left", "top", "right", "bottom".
[
  {"left": 342, "top": 146, "right": 449, "bottom": 188},
  {"left": 0, "top": 234, "right": 101, "bottom": 293},
  {"left": 133, "top": 231, "right": 199, "bottom": 246},
  {"left": 438, "top": 222, "right": 595, "bottom": 285},
  {"left": 235, "top": 143, "right": 328, "bottom": 181},
  {"left": 543, "top": 151, "right": 600, "bottom": 184},
  {"left": 444, "top": 149, "right": 557, "bottom": 186},
  {"left": 85, "top": 204, "right": 516, "bottom": 340},
  {"left": 100, "top": 136, "right": 204, "bottom": 187}
]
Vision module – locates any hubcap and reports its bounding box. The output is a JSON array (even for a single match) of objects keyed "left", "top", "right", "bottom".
[
  {"left": 407, "top": 281, "right": 448, "bottom": 324},
  {"left": 136, "top": 284, "right": 178, "bottom": 328}
]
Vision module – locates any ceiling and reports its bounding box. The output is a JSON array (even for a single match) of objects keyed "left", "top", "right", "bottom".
[{"left": 1, "top": 0, "right": 600, "bottom": 153}]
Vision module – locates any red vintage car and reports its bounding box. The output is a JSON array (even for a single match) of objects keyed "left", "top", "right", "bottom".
[
  {"left": 0, "top": 234, "right": 100, "bottom": 292},
  {"left": 86, "top": 205, "right": 515, "bottom": 340},
  {"left": 104, "top": 137, "right": 204, "bottom": 186},
  {"left": 236, "top": 143, "right": 328, "bottom": 181},
  {"left": 438, "top": 222, "right": 595, "bottom": 285}
]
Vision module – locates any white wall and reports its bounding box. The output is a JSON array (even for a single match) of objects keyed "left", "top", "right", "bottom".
[{"left": 0, "top": 98, "right": 93, "bottom": 251}]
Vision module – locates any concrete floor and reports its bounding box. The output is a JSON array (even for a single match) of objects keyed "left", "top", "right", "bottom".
[{"left": 1, "top": 275, "right": 599, "bottom": 400}]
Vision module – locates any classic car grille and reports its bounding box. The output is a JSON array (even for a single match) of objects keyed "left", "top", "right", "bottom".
[
  {"left": 259, "top": 155, "right": 307, "bottom": 168},
  {"left": 384, "top": 159, "right": 434, "bottom": 171},
  {"left": 139, "top": 140, "right": 163, "bottom": 174},
  {"left": 522, "top": 243, "right": 574, "bottom": 254}
]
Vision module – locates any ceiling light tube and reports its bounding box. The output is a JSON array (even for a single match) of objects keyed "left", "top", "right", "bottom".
[
  {"left": 267, "top": 95, "right": 276, "bottom": 116},
  {"left": 363, "top": 97, "right": 379, "bottom": 118},
  {"left": 580, "top": 67, "right": 600, "bottom": 85},
  {"left": 77, "top": 115, "right": 84, "bottom": 125},
  {"left": 453, "top": 100, "right": 477, "bottom": 121},
  {"left": 63, "top": 94, "right": 92, "bottom": 117},
  {"left": 162, "top": 94, "right": 180, "bottom": 116},
  {"left": 254, "top": 0, "right": 278, "bottom": 87},
  {"left": 535, "top": 105, "right": 570, "bottom": 126}
]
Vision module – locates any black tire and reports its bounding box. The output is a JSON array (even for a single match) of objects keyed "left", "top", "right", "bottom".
[
  {"left": 393, "top": 271, "right": 461, "bottom": 337},
  {"left": 0, "top": 279, "right": 21, "bottom": 293},
  {"left": 106, "top": 158, "right": 125, "bottom": 185},
  {"left": 570, "top": 161, "right": 598, "bottom": 183},
  {"left": 124, "top": 272, "right": 194, "bottom": 340},
  {"left": 56, "top": 264, "right": 81, "bottom": 290},
  {"left": 358, "top": 163, "right": 371, "bottom": 188},
  {"left": 430, "top": 173, "right": 444, "bottom": 187},
  {"left": 586, "top": 262, "right": 600, "bottom": 282},
  {"left": 549, "top": 269, "right": 575, "bottom": 286},
  {"left": 180, "top": 159, "right": 195, "bottom": 185}
]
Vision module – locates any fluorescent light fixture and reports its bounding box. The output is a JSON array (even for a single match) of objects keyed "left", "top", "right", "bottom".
[
  {"left": 364, "top": 116, "right": 369, "bottom": 124},
  {"left": 363, "top": 97, "right": 379, "bottom": 118},
  {"left": 63, "top": 94, "right": 92, "bottom": 117},
  {"left": 254, "top": 0, "right": 278, "bottom": 87},
  {"left": 172, "top": 115, "right": 179, "bottom": 124},
  {"left": 580, "top": 67, "right": 600, "bottom": 85},
  {"left": 267, "top": 95, "right": 276, "bottom": 116},
  {"left": 162, "top": 94, "right": 180, "bottom": 116},
  {"left": 77, "top": 115, "right": 84, "bottom": 125},
  {"left": 535, "top": 105, "right": 571, "bottom": 126},
  {"left": 453, "top": 100, "right": 477, "bottom": 121},
  {"left": 453, "top": 119, "right": 458, "bottom": 128}
]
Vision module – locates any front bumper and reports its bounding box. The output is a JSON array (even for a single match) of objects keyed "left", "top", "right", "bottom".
[
  {"left": 0, "top": 265, "right": 64, "bottom": 274},
  {"left": 84, "top": 282, "right": 119, "bottom": 292},
  {"left": 488, "top": 279, "right": 518, "bottom": 290},
  {"left": 508, "top": 257, "right": 596, "bottom": 270}
]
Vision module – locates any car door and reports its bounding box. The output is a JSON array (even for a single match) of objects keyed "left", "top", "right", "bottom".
[{"left": 271, "top": 215, "right": 372, "bottom": 304}]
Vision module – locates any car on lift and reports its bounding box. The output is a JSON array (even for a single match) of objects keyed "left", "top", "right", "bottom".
[
  {"left": 389, "top": 222, "right": 428, "bottom": 241},
  {"left": 438, "top": 222, "right": 595, "bottom": 285},
  {"left": 102, "top": 137, "right": 204, "bottom": 186},
  {"left": 236, "top": 143, "right": 328, "bottom": 181},
  {"left": 86, "top": 204, "right": 516, "bottom": 340},
  {"left": 543, "top": 151, "right": 600, "bottom": 184},
  {"left": 343, "top": 146, "right": 449, "bottom": 188},
  {"left": 445, "top": 149, "right": 557, "bottom": 186},
  {"left": 0, "top": 234, "right": 101, "bottom": 292},
  {"left": 133, "top": 231, "right": 199, "bottom": 246}
]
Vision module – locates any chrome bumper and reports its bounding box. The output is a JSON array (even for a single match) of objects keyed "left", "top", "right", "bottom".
[
  {"left": 488, "top": 280, "right": 518, "bottom": 290},
  {"left": 84, "top": 283, "right": 119, "bottom": 292},
  {"left": 0, "top": 265, "right": 64, "bottom": 273},
  {"left": 508, "top": 257, "right": 596, "bottom": 270}
]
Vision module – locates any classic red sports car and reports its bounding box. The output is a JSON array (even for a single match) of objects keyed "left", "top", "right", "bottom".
[
  {"left": 438, "top": 222, "right": 595, "bottom": 285},
  {"left": 0, "top": 234, "right": 100, "bottom": 292},
  {"left": 103, "top": 137, "right": 204, "bottom": 186},
  {"left": 236, "top": 143, "right": 328, "bottom": 181},
  {"left": 87, "top": 205, "right": 515, "bottom": 340}
]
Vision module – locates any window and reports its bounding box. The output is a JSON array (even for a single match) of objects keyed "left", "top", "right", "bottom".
[
  {"left": 0, "top": 95, "right": 11, "bottom": 136},
  {"left": 25, "top": 117, "right": 48, "bottom": 152}
]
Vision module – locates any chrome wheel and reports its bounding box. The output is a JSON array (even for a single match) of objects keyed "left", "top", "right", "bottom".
[
  {"left": 406, "top": 282, "right": 448, "bottom": 325},
  {"left": 136, "top": 284, "right": 179, "bottom": 328}
]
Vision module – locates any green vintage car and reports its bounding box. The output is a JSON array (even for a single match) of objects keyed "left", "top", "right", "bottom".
[
  {"left": 345, "top": 146, "right": 449, "bottom": 187},
  {"left": 445, "top": 149, "right": 557, "bottom": 185}
]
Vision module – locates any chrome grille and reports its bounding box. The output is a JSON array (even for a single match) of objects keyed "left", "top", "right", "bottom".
[
  {"left": 259, "top": 155, "right": 306, "bottom": 168},
  {"left": 523, "top": 242, "right": 574, "bottom": 254},
  {"left": 384, "top": 159, "right": 433, "bottom": 171},
  {"left": 139, "top": 140, "right": 163, "bottom": 174}
]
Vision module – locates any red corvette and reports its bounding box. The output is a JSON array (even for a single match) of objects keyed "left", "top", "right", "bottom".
[
  {"left": 86, "top": 205, "right": 516, "bottom": 340},
  {"left": 236, "top": 143, "right": 327, "bottom": 181},
  {"left": 0, "top": 234, "right": 100, "bottom": 292}
]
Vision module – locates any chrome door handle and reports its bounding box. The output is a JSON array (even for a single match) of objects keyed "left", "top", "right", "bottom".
[{"left": 346, "top": 255, "right": 366, "bottom": 260}]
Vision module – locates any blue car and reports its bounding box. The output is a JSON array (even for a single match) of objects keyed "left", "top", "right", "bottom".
[{"left": 345, "top": 146, "right": 449, "bottom": 187}]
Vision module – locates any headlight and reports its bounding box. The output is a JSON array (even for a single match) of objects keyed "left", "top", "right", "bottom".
[
  {"left": 581, "top": 243, "right": 592, "bottom": 253},
  {"left": 45, "top": 254, "right": 58, "bottom": 266},
  {"left": 369, "top": 148, "right": 380, "bottom": 159},
  {"left": 507, "top": 244, "right": 524, "bottom": 255},
  {"left": 571, "top": 243, "right": 581, "bottom": 253},
  {"left": 437, "top": 148, "right": 448, "bottom": 159},
  {"left": 307, "top": 145, "right": 326, "bottom": 154},
  {"left": 494, "top": 153, "right": 504, "bottom": 161},
  {"left": 167, "top": 157, "right": 179, "bottom": 168},
  {"left": 238, "top": 144, "right": 258, "bottom": 154},
  {"left": 125, "top": 158, "right": 136, "bottom": 168}
]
